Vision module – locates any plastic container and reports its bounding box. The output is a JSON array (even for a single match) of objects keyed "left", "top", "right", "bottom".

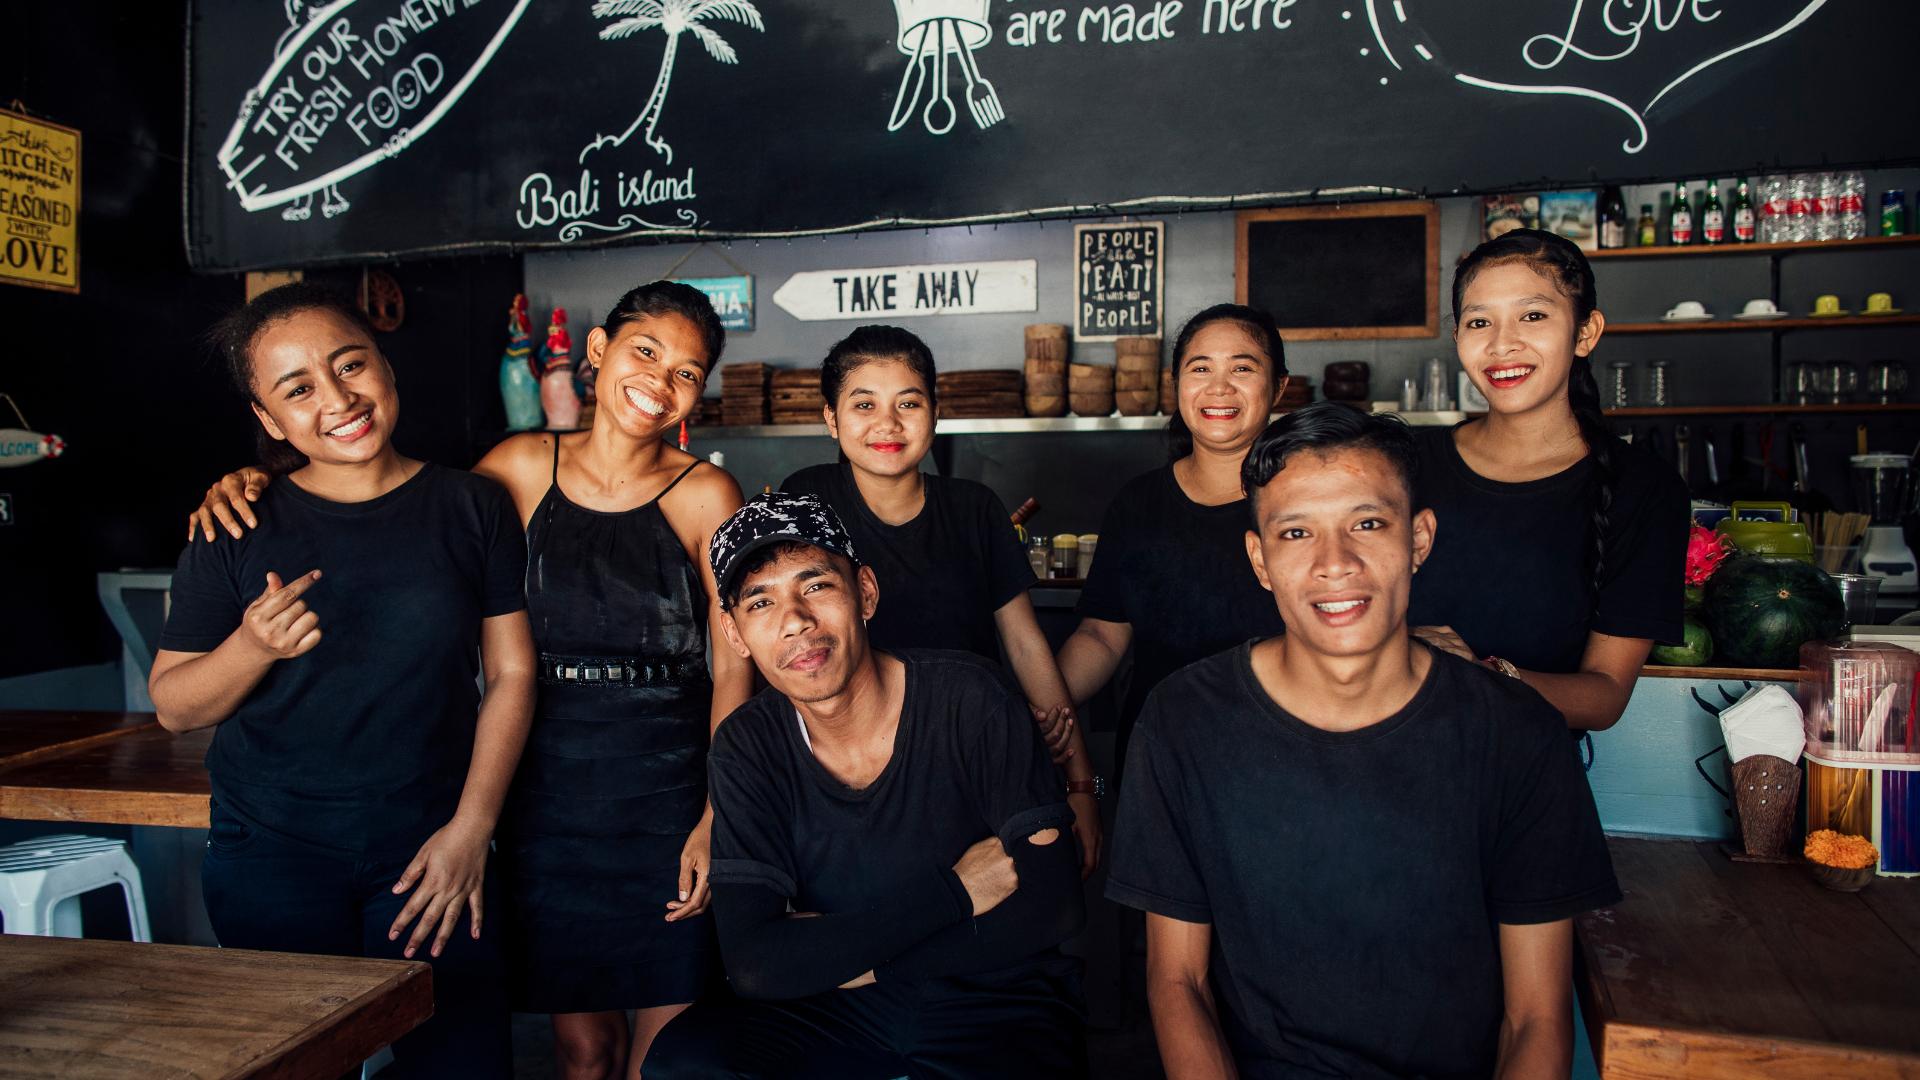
[
  {"left": 1796, "top": 639, "right": 1920, "bottom": 767},
  {"left": 1714, "top": 501, "right": 1814, "bottom": 562}
]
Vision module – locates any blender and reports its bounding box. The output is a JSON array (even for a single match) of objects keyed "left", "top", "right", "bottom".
[{"left": 1852, "top": 454, "right": 1918, "bottom": 594}]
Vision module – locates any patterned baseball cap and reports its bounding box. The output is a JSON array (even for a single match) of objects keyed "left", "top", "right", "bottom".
[{"left": 709, "top": 491, "right": 860, "bottom": 608}]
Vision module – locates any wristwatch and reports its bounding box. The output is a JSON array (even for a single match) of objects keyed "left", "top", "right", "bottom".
[
  {"left": 1066, "top": 776, "right": 1106, "bottom": 799},
  {"left": 1483, "top": 656, "right": 1520, "bottom": 679}
]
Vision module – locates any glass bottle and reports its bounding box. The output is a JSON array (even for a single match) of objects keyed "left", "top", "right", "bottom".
[
  {"left": 1598, "top": 185, "right": 1628, "bottom": 249},
  {"left": 1669, "top": 182, "right": 1694, "bottom": 246},
  {"left": 1637, "top": 203, "right": 1658, "bottom": 247},
  {"left": 1732, "top": 179, "right": 1756, "bottom": 243},
  {"left": 1702, "top": 180, "right": 1726, "bottom": 245}
]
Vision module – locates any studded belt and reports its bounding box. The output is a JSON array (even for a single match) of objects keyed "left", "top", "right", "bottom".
[{"left": 539, "top": 654, "right": 709, "bottom": 687}]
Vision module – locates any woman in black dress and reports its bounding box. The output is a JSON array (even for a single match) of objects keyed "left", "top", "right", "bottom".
[
  {"left": 187, "top": 282, "right": 752, "bottom": 1079},
  {"left": 1054, "top": 304, "right": 1291, "bottom": 776},
  {"left": 1409, "top": 230, "right": 1686, "bottom": 733}
]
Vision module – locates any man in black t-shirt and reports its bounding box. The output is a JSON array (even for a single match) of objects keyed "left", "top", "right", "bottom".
[
  {"left": 644, "top": 492, "right": 1086, "bottom": 1080},
  {"left": 1106, "top": 403, "right": 1619, "bottom": 1079}
]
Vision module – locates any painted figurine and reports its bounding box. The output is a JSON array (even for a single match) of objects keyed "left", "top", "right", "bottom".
[
  {"left": 539, "top": 306, "right": 582, "bottom": 430},
  {"left": 499, "top": 294, "right": 545, "bottom": 431}
]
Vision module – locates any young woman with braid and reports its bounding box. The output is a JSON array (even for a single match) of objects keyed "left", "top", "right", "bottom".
[{"left": 1409, "top": 229, "right": 1688, "bottom": 734}]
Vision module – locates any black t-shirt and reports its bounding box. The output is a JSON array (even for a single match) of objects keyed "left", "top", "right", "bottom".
[
  {"left": 1409, "top": 425, "right": 1688, "bottom": 673},
  {"left": 159, "top": 465, "right": 527, "bottom": 856},
  {"left": 1077, "top": 466, "right": 1287, "bottom": 739},
  {"left": 707, "top": 650, "right": 1080, "bottom": 995},
  {"left": 781, "top": 463, "right": 1034, "bottom": 660},
  {"left": 1106, "top": 642, "right": 1619, "bottom": 1079}
]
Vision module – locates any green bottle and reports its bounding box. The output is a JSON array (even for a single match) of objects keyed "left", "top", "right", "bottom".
[
  {"left": 1702, "top": 180, "right": 1726, "bottom": 245},
  {"left": 1637, "top": 203, "right": 1657, "bottom": 247},
  {"left": 1669, "top": 182, "right": 1695, "bottom": 246},
  {"left": 1732, "top": 179, "right": 1756, "bottom": 242}
]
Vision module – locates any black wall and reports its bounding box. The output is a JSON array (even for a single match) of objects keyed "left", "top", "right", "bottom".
[{"left": 0, "top": 5, "right": 517, "bottom": 682}]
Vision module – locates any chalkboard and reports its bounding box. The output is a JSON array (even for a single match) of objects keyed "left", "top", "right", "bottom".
[
  {"left": 184, "top": 0, "right": 1920, "bottom": 271},
  {"left": 1074, "top": 221, "right": 1163, "bottom": 341},
  {"left": 1236, "top": 202, "right": 1437, "bottom": 340}
]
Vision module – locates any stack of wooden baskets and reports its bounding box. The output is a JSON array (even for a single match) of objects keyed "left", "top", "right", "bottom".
[
  {"left": 1114, "top": 336, "right": 1161, "bottom": 416},
  {"left": 1069, "top": 362, "right": 1115, "bottom": 417},
  {"left": 721, "top": 362, "right": 770, "bottom": 426},
  {"left": 937, "top": 370, "right": 1025, "bottom": 418},
  {"left": 1023, "top": 324, "right": 1070, "bottom": 417},
  {"left": 770, "top": 368, "right": 826, "bottom": 424}
]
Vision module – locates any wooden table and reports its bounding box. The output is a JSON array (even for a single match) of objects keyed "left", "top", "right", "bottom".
[
  {"left": 0, "top": 933, "right": 430, "bottom": 1078},
  {"left": 0, "top": 712, "right": 159, "bottom": 770},
  {"left": 1576, "top": 837, "right": 1920, "bottom": 1079},
  {"left": 0, "top": 713, "right": 210, "bottom": 828}
]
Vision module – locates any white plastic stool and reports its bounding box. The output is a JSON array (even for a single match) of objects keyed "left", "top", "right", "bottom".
[{"left": 0, "top": 834, "right": 151, "bottom": 941}]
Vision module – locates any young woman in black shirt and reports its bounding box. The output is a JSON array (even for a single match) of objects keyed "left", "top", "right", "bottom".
[
  {"left": 150, "top": 284, "right": 537, "bottom": 1079},
  {"left": 184, "top": 282, "right": 756, "bottom": 1080},
  {"left": 1055, "top": 304, "right": 1291, "bottom": 773},
  {"left": 1409, "top": 230, "right": 1687, "bottom": 732},
  {"left": 780, "top": 325, "right": 1100, "bottom": 873}
]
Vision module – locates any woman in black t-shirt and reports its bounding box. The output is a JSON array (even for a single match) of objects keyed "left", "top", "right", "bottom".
[
  {"left": 1056, "top": 304, "right": 1291, "bottom": 775},
  {"left": 780, "top": 325, "right": 1101, "bottom": 874},
  {"left": 150, "top": 284, "right": 536, "bottom": 1079},
  {"left": 1409, "top": 229, "right": 1686, "bottom": 732}
]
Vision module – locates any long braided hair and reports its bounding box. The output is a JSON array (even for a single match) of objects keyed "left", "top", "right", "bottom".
[{"left": 1451, "top": 229, "right": 1615, "bottom": 600}]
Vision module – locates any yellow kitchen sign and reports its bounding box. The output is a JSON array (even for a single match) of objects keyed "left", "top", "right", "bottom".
[{"left": 0, "top": 109, "right": 80, "bottom": 293}]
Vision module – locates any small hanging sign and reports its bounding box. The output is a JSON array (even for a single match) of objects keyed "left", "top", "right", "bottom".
[
  {"left": 0, "top": 396, "right": 64, "bottom": 468},
  {"left": 678, "top": 275, "right": 755, "bottom": 332},
  {"left": 1073, "top": 221, "right": 1163, "bottom": 341},
  {"left": 0, "top": 107, "right": 81, "bottom": 294},
  {"left": 772, "top": 260, "right": 1037, "bottom": 322}
]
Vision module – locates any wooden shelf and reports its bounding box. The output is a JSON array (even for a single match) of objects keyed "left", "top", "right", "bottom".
[
  {"left": 1641, "top": 664, "right": 1800, "bottom": 681},
  {"left": 1589, "top": 235, "right": 1920, "bottom": 259},
  {"left": 1605, "top": 404, "right": 1920, "bottom": 417},
  {"left": 1607, "top": 314, "right": 1920, "bottom": 334}
]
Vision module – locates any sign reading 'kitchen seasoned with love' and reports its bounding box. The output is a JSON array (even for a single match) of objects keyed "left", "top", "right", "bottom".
[{"left": 0, "top": 110, "right": 80, "bottom": 294}]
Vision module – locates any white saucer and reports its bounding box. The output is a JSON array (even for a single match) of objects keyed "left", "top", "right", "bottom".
[
  {"left": 1661, "top": 314, "right": 1715, "bottom": 322},
  {"left": 1733, "top": 311, "right": 1790, "bottom": 320}
]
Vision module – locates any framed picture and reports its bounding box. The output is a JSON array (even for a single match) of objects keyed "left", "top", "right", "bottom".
[
  {"left": 1072, "top": 221, "right": 1164, "bottom": 341},
  {"left": 1235, "top": 201, "right": 1439, "bottom": 341}
]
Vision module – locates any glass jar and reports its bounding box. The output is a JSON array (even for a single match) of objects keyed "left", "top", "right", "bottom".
[
  {"left": 1647, "top": 360, "right": 1672, "bottom": 408},
  {"left": 1607, "top": 360, "right": 1634, "bottom": 409}
]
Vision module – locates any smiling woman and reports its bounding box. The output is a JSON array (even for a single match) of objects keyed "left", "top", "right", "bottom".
[{"left": 1409, "top": 230, "right": 1687, "bottom": 735}]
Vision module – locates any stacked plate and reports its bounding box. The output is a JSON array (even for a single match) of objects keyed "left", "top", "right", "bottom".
[
  {"left": 937, "top": 370, "right": 1025, "bottom": 419},
  {"left": 690, "top": 395, "right": 723, "bottom": 427},
  {"left": 771, "top": 368, "right": 827, "bottom": 425},
  {"left": 721, "top": 362, "right": 770, "bottom": 426}
]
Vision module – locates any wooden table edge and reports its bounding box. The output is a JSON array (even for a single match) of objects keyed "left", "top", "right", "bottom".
[
  {"left": 234, "top": 959, "right": 434, "bottom": 1080},
  {"left": 1593, "top": 1019, "right": 1920, "bottom": 1079},
  {"left": 0, "top": 785, "right": 211, "bottom": 828}
]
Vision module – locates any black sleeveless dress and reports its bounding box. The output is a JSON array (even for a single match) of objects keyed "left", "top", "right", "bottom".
[{"left": 498, "top": 447, "right": 720, "bottom": 1013}]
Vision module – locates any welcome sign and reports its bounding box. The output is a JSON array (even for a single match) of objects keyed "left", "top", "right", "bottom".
[{"left": 0, "top": 109, "right": 80, "bottom": 293}]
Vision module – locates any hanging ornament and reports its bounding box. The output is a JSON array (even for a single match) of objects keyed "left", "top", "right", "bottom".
[{"left": 0, "top": 394, "right": 64, "bottom": 468}]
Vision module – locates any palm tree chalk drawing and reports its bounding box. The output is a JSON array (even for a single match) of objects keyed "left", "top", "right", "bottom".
[
  {"left": 578, "top": 0, "right": 766, "bottom": 166},
  {"left": 887, "top": 0, "right": 1003, "bottom": 135}
]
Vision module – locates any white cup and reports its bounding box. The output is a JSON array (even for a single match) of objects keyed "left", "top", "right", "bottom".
[
  {"left": 1741, "top": 298, "right": 1779, "bottom": 316},
  {"left": 1665, "top": 300, "right": 1709, "bottom": 319}
]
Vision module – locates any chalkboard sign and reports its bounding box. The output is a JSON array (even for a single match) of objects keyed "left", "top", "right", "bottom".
[
  {"left": 1073, "top": 222, "right": 1163, "bottom": 341},
  {"left": 185, "top": 1, "right": 1918, "bottom": 271},
  {"left": 1236, "top": 202, "right": 1438, "bottom": 341}
]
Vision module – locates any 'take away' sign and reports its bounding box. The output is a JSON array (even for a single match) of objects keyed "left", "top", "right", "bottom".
[{"left": 772, "top": 260, "right": 1037, "bottom": 322}]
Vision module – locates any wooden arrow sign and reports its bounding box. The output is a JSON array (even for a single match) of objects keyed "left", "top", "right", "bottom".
[{"left": 772, "top": 260, "right": 1037, "bottom": 321}]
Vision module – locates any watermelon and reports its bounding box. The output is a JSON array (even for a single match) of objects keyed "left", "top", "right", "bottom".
[
  {"left": 1702, "top": 556, "right": 1844, "bottom": 669},
  {"left": 1652, "top": 617, "right": 1713, "bottom": 666}
]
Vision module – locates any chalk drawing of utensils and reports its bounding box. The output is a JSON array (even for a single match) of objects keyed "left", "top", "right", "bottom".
[
  {"left": 886, "top": 21, "right": 934, "bottom": 132},
  {"left": 922, "top": 20, "right": 957, "bottom": 135},
  {"left": 955, "top": 27, "right": 1003, "bottom": 129}
]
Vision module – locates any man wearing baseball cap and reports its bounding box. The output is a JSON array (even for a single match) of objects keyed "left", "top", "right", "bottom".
[{"left": 644, "top": 492, "right": 1086, "bottom": 1079}]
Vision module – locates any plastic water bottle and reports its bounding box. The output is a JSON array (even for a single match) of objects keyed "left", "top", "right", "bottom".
[
  {"left": 1787, "top": 174, "right": 1813, "bottom": 242},
  {"left": 1760, "top": 175, "right": 1789, "bottom": 243},
  {"left": 1840, "top": 171, "right": 1868, "bottom": 240},
  {"left": 1814, "top": 172, "right": 1840, "bottom": 241}
]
